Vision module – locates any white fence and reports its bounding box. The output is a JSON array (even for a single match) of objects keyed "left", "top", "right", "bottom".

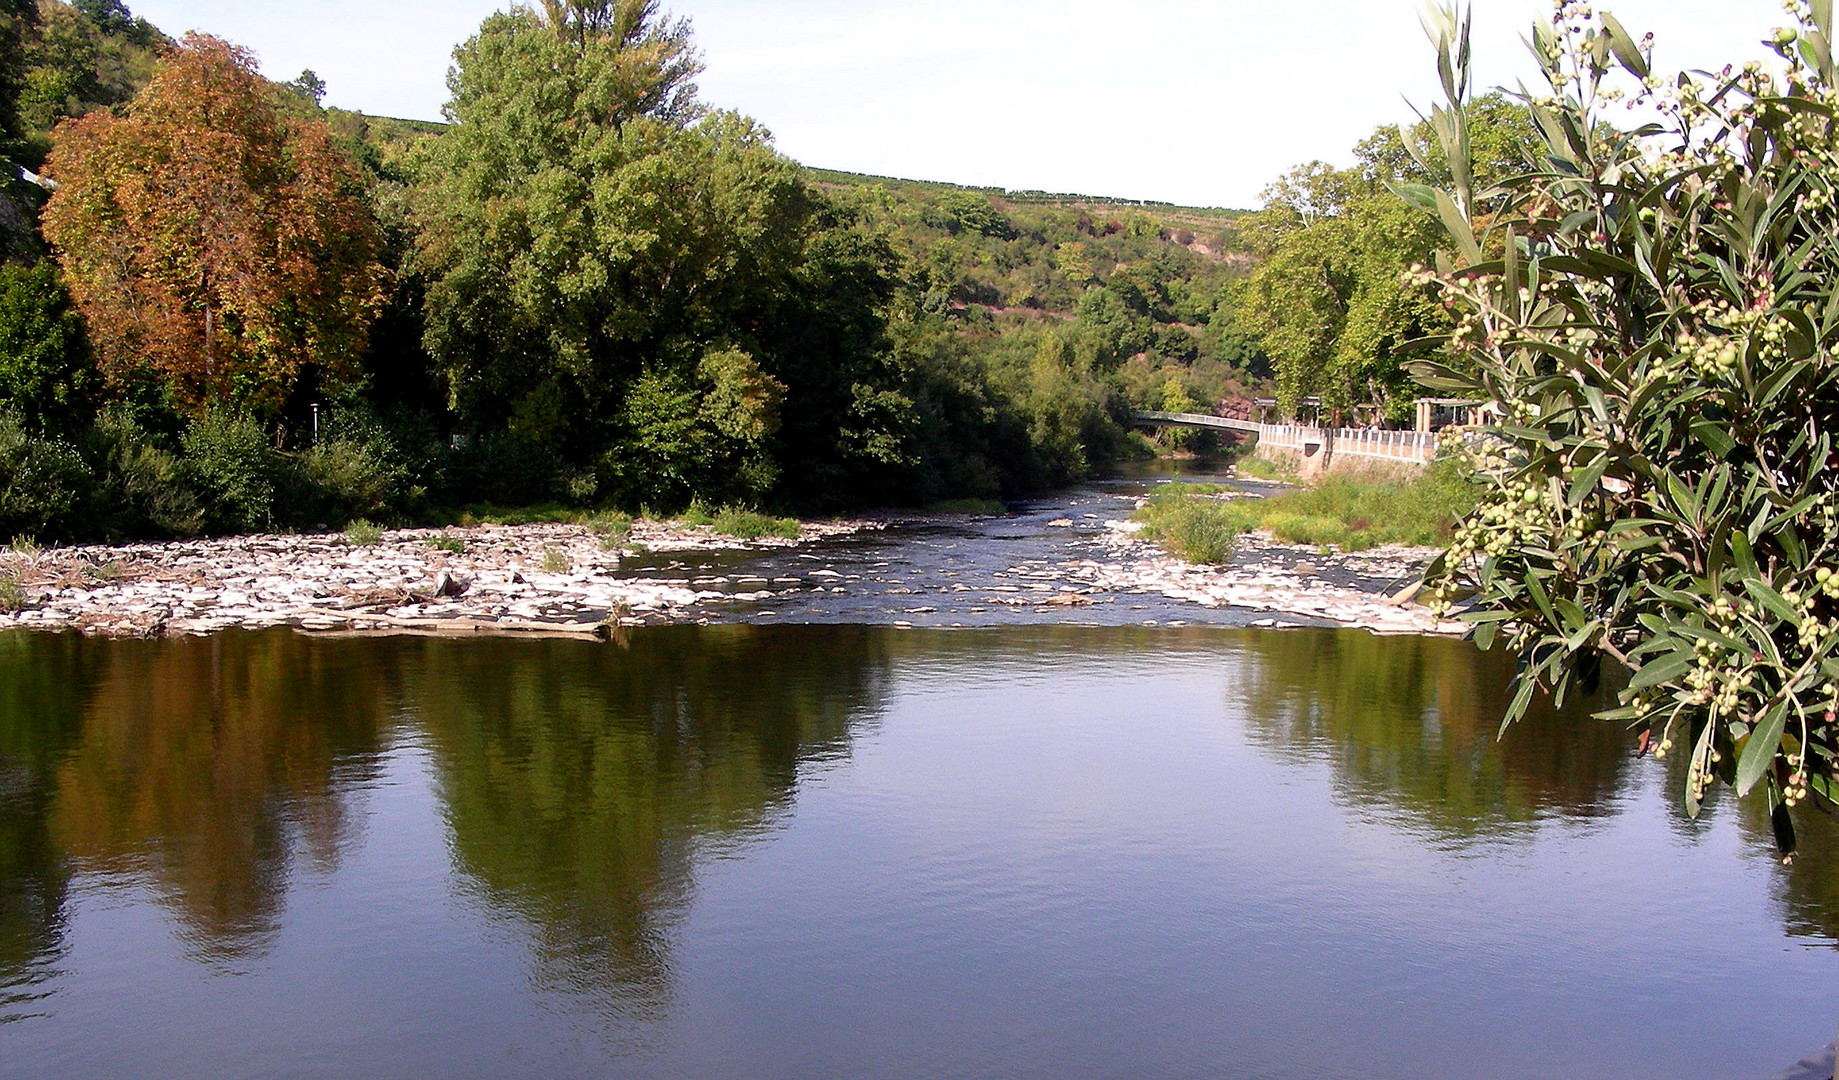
[
  {"left": 1252, "top": 423, "right": 1436, "bottom": 465},
  {"left": 1134, "top": 412, "right": 1438, "bottom": 468}
]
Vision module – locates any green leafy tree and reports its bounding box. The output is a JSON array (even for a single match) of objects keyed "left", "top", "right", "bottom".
[
  {"left": 1411, "top": 1, "right": 1839, "bottom": 854},
  {"left": 0, "top": 0, "right": 33, "bottom": 160},
  {"left": 17, "top": 0, "right": 167, "bottom": 149},
  {"left": 0, "top": 260, "right": 95, "bottom": 430},
  {"left": 1237, "top": 95, "right": 1538, "bottom": 420},
  {"left": 418, "top": 6, "right": 909, "bottom": 508}
]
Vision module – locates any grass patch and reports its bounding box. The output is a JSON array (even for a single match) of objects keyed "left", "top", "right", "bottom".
[
  {"left": 1252, "top": 458, "right": 1474, "bottom": 550},
  {"left": 1234, "top": 456, "right": 1292, "bottom": 482},
  {"left": 589, "top": 511, "right": 633, "bottom": 550},
  {"left": 81, "top": 560, "right": 127, "bottom": 583},
  {"left": 448, "top": 503, "right": 582, "bottom": 528},
  {"left": 1263, "top": 512, "right": 1352, "bottom": 549},
  {"left": 676, "top": 500, "right": 800, "bottom": 539},
  {"left": 539, "top": 548, "right": 572, "bottom": 573},
  {"left": 428, "top": 534, "right": 466, "bottom": 554},
  {"left": 712, "top": 507, "right": 800, "bottom": 539},
  {"left": 344, "top": 519, "right": 383, "bottom": 546},
  {"left": 1134, "top": 458, "right": 1476, "bottom": 560}
]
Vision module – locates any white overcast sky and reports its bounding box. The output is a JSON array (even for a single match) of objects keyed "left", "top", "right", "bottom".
[{"left": 129, "top": 0, "right": 1783, "bottom": 208}]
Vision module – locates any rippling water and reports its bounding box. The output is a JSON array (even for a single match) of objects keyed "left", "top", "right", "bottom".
[{"left": 2, "top": 623, "right": 1837, "bottom": 1080}]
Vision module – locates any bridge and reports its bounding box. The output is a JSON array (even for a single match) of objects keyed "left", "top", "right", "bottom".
[{"left": 1132, "top": 411, "right": 1438, "bottom": 472}]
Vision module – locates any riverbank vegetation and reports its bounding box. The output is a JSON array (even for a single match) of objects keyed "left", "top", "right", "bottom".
[
  {"left": 0, "top": 0, "right": 1296, "bottom": 546},
  {"left": 1133, "top": 458, "right": 1475, "bottom": 563}
]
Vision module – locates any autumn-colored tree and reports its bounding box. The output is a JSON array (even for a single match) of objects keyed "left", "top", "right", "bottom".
[{"left": 40, "top": 34, "right": 383, "bottom": 411}]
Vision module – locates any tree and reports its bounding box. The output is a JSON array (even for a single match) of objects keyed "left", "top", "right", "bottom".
[
  {"left": 417, "top": 6, "right": 910, "bottom": 507},
  {"left": 0, "top": 0, "right": 33, "bottom": 160},
  {"left": 286, "top": 69, "right": 325, "bottom": 108},
  {"left": 0, "top": 0, "right": 40, "bottom": 262},
  {"left": 1237, "top": 96, "right": 1540, "bottom": 421},
  {"left": 1411, "top": 1, "right": 1839, "bottom": 855},
  {"left": 40, "top": 34, "right": 385, "bottom": 412},
  {"left": 0, "top": 261, "right": 95, "bottom": 430},
  {"left": 17, "top": 0, "right": 169, "bottom": 148},
  {"left": 530, "top": 0, "right": 701, "bottom": 126}
]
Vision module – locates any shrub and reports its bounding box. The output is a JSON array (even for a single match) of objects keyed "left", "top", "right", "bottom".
[
  {"left": 588, "top": 511, "right": 632, "bottom": 550},
  {"left": 539, "top": 547, "right": 571, "bottom": 573},
  {"left": 84, "top": 409, "right": 204, "bottom": 539},
  {"left": 1235, "top": 456, "right": 1288, "bottom": 481},
  {"left": 181, "top": 408, "right": 277, "bottom": 534},
  {"left": 428, "top": 534, "right": 466, "bottom": 554},
  {"left": 343, "top": 519, "right": 383, "bottom": 545},
  {"left": 1264, "top": 512, "right": 1355, "bottom": 551},
  {"left": 300, "top": 433, "right": 412, "bottom": 524},
  {"left": 0, "top": 410, "right": 90, "bottom": 543},
  {"left": 1408, "top": 2, "right": 1839, "bottom": 849},
  {"left": 440, "top": 435, "right": 563, "bottom": 507},
  {"left": 1134, "top": 495, "right": 1255, "bottom": 564},
  {"left": 0, "top": 571, "right": 24, "bottom": 613}
]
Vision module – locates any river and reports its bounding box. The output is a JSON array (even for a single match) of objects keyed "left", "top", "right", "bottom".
[{"left": 2, "top": 471, "right": 1837, "bottom": 1079}]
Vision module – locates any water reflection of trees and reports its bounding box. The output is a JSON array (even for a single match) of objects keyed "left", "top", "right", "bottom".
[
  {"left": 46, "top": 633, "right": 398, "bottom": 961},
  {"left": 1236, "top": 629, "right": 1630, "bottom": 839},
  {"left": 0, "top": 633, "right": 94, "bottom": 1014},
  {"left": 16, "top": 620, "right": 1839, "bottom": 1004},
  {"left": 411, "top": 625, "right": 890, "bottom": 1019}
]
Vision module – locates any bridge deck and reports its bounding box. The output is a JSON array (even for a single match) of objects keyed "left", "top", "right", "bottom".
[
  {"left": 1133, "top": 410, "right": 1261, "bottom": 433},
  {"left": 1132, "top": 411, "right": 1436, "bottom": 469}
]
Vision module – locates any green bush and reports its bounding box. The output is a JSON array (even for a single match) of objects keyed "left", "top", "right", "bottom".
[
  {"left": 84, "top": 409, "right": 203, "bottom": 539},
  {"left": 1134, "top": 494, "right": 1256, "bottom": 564},
  {"left": 1133, "top": 458, "right": 1476, "bottom": 562},
  {"left": 0, "top": 263, "right": 98, "bottom": 433},
  {"left": 300, "top": 433, "right": 412, "bottom": 523},
  {"left": 588, "top": 511, "right": 632, "bottom": 549},
  {"left": 1235, "top": 456, "right": 1289, "bottom": 481},
  {"left": 1264, "top": 512, "right": 1355, "bottom": 550},
  {"left": 343, "top": 519, "right": 383, "bottom": 545},
  {"left": 0, "top": 571, "right": 24, "bottom": 613},
  {"left": 0, "top": 410, "right": 90, "bottom": 543},
  {"left": 441, "top": 435, "right": 563, "bottom": 507},
  {"left": 181, "top": 408, "right": 278, "bottom": 535}
]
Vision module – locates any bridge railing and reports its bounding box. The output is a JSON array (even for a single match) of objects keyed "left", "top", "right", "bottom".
[{"left": 1134, "top": 412, "right": 1437, "bottom": 466}]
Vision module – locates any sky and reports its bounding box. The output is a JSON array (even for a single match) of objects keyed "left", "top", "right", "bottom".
[{"left": 129, "top": 0, "right": 1786, "bottom": 209}]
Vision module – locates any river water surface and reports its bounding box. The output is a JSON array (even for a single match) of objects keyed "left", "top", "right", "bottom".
[{"left": 4, "top": 479, "right": 1839, "bottom": 1080}]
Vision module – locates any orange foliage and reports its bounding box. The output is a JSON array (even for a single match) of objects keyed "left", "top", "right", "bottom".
[{"left": 40, "top": 34, "right": 384, "bottom": 412}]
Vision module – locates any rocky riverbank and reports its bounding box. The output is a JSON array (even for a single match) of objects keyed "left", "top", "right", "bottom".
[
  {"left": 1080, "top": 521, "right": 1462, "bottom": 635},
  {"left": 0, "top": 518, "right": 876, "bottom": 638},
  {"left": 0, "top": 509, "right": 1463, "bottom": 639}
]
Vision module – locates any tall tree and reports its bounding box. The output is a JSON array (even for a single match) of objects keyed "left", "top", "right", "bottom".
[
  {"left": 0, "top": 0, "right": 34, "bottom": 160},
  {"left": 418, "top": 7, "right": 909, "bottom": 507},
  {"left": 1237, "top": 95, "right": 1539, "bottom": 420},
  {"left": 532, "top": 0, "right": 701, "bottom": 128},
  {"left": 40, "top": 34, "right": 385, "bottom": 412}
]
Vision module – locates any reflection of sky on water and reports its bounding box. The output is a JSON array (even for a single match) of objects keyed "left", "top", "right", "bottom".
[{"left": 2, "top": 624, "right": 1839, "bottom": 1079}]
